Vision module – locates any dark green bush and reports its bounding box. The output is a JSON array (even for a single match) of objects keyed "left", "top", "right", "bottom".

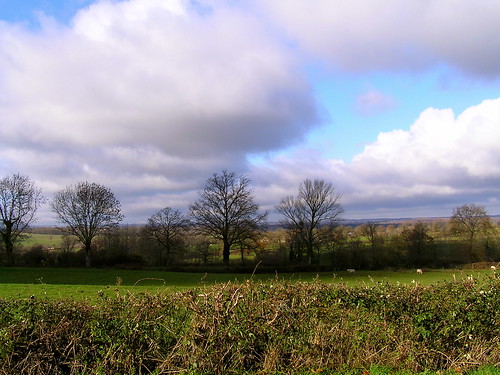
[
  {"left": 20, "top": 245, "right": 56, "bottom": 267},
  {"left": 0, "top": 277, "right": 498, "bottom": 374}
]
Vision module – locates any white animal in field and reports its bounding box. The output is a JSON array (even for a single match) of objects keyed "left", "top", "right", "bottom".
[
  {"left": 491, "top": 266, "right": 497, "bottom": 271},
  {"left": 416, "top": 269, "right": 423, "bottom": 275},
  {"left": 347, "top": 269, "right": 355, "bottom": 274}
]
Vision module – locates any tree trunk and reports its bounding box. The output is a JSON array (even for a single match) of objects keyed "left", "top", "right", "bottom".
[
  {"left": 467, "top": 234, "right": 475, "bottom": 263},
  {"left": 159, "top": 248, "right": 163, "bottom": 267},
  {"left": 307, "top": 229, "right": 314, "bottom": 265},
  {"left": 307, "top": 242, "right": 313, "bottom": 265},
  {"left": 165, "top": 240, "right": 171, "bottom": 266},
  {"left": 165, "top": 245, "right": 172, "bottom": 266},
  {"left": 4, "top": 223, "right": 14, "bottom": 266},
  {"left": 223, "top": 241, "right": 230, "bottom": 265},
  {"left": 6, "top": 241, "right": 14, "bottom": 266},
  {"left": 85, "top": 243, "right": 92, "bottom": 268}
]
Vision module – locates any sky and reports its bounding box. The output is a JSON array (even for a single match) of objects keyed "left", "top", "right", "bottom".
[{"left": 1, "top": 0, "right": 500, "bottom": 224}]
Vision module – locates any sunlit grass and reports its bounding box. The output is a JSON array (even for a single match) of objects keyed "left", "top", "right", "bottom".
[{"left": 20, "top": 233, "right": 63, "bottom": 248}]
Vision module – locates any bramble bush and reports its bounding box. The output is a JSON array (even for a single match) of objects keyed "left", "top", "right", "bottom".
[{"left": 0, "top": 276, "right": 498, "bottom": 374}]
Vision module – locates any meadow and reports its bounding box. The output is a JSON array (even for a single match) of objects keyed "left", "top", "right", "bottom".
[
  {"left": 21, "top": 233, "right": 62, "bottom": 248},
  {"left": 0, "top": 267, "right": 494, "bottom": 301}
]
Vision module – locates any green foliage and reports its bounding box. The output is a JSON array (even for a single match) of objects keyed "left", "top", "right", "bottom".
[
  {"left": 0, "top": 276, "right": 498, "bottom": 374},
  {"left": 16, "top": 219, "right": 500, "bottom": 269}
]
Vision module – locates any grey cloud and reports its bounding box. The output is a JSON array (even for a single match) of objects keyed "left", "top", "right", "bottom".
[
  {"left": 0, "top": 0, "right": 319, "bottom": 154},
  {"left": 257, "top": 0, "right": 500, "bottom": 77},
  {"left": 3, "top": 0, "right": 500, "bottom": 224},
  {"left": 0, "top": 0, "right": 321, "bottom": 223}
]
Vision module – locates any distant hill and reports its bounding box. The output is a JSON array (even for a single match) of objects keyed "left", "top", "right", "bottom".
[{"left": 267, "top": 214, "right": 500, "bottom": 229}]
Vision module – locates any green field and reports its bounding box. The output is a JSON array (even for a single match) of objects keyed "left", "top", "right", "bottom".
[
  {"left": 21, "top": 233, "right": 63, "bottom": 248},
  {"left": 0, "top": 267, "right": 494, "bottom": 301}
]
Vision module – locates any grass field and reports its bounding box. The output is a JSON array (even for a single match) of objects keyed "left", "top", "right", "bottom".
[
  {"left": 21, "top": 233, "right": 63, "bottom": 248},
  {"left": 0, "top": 267, "right": 494, "bottom": 301}
]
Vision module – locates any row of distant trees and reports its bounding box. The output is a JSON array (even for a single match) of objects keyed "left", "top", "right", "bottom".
[
  {"left": 0, "top": 171, "right": 343, "bottom": 268},
  {"left": 0, "top": 172, "right": 498, "bottom": 269},
  {"left": 338, "top": 209, "right": 497, "bottom": 269},
  {"left": 35, "top": 210, "right": 494, "bottom": 270}
]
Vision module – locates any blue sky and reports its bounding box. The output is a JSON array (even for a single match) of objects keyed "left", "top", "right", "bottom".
[
  {"left": 0, "top": 0, "right": 94, "bottom": 25},
  {"left": 1, "top": 0, "right": 500, "bottom": 223},
  {"left": 306, "top": 66, "right": 500, "bottom": 160}
]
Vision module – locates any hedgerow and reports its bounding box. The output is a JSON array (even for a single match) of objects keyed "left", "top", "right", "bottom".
[{"left": 0, "top": 276, "right": 498, "bottom": 374}]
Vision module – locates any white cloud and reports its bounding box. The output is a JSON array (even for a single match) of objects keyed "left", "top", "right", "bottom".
[
  {"left": 257, "top": 0, "right": 500, "bottom": 77},
  {"left": 0, "top": 1, "right": 317, "bottom": 155},
  {"left": 351, "top": 99, "right": 500, "bottom": 181},
  {"left": 253, "top": 98, "right": 500, "bottom": 219}
]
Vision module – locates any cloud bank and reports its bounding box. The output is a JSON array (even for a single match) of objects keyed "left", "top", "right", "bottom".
[
  {"left": 258, "top": 0, "right": 500, "bottom": 77},
  {"left": 1, "top": 0, "right": 500, "bottom": 223},
  {"left": 0, "top": 0, "right": 319, "bottom": 221}
]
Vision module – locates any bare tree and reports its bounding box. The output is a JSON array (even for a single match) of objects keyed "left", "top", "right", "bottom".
[
  {"left": 276, "top": 179, "right": 342, "bottom": 264},
  {"left": 143, "top": 207, "right": 189, "bottom": 266},
  {"left": 190, "top": 170, "right": 267, "bottom": 265},
  {"left": 51, "top": 181, "right": 124, "bottom": 267},
  {"left": 450, "top": 203, "right": 493, "bottom": 261},
  {"left": 0, "top": 174, "right": 44, "bottom": 265}
]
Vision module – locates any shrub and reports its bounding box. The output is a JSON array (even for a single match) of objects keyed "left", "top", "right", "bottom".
[
  {"left": 0, "top": 277, "right": 498, "bottom": 374},
  {"left": 20, "top": 245, "right": 57, "bottom": 267}
]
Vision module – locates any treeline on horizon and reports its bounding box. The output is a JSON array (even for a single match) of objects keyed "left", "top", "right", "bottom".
[
  {"left": 1, "top": 171, "right": 499, "bottom": 271},
  {"left": 17, "top": 217, "right": 500, "bottom": 271}
]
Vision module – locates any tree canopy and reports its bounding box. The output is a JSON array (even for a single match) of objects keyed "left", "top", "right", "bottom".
[
  {"left": 190, "top": 170, "right": 267, "bottom": 265},
  {"left": 276, "top": 179, "right": 342, "bottom": 264},
  {"left": 450, "top": 203, "right": 493, "bottom": 261},
  {"left": 143, "top": 207, "right": 190, "bottom": 266},
  {"left": 0, "top": 174, "right": 44, "bottom": 265},
  {"left": 51, "top": 181, "right": 124, "bottom": 267}
]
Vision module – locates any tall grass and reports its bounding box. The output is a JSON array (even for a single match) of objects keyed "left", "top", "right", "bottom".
[{"left": 0, "top": 276, "right": 498, "bottom": 374}]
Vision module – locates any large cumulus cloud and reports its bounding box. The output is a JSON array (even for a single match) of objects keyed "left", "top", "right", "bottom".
[
  {"left": 255, "top": 98, "right": 500, "bottom": 219},
  {"left": 0, "top": 0, "right": 319, "bottom": 222},
  {"left": 0, "top": 0, "right": 317, "bottom": 154}
]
